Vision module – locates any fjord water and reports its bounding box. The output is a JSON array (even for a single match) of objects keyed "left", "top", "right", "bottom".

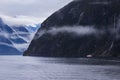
[{"left": 0, "top": 56, "right": 120, "bottom": 80}]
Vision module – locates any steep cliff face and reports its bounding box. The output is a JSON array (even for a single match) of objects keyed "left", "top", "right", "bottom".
[{"left": 24, "top": 0, "right": 120, "bottom": 57}]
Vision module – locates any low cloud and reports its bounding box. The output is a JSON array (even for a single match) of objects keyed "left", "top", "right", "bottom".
[
  {"left": 0, "top": 14, "right": 41, "bottom": 26},
  {"left": 48, "top": 26, "right": 98, "bottom": 35},
  {"left": 34, "top": 26, "right": 103, "bottom": 39},
  {"left": 34, "top": 24, "right": 120, "bottom": 41},
  {"left": 0, "top": 31, "right": 36, "bottom": 52},
  {"left": 34, "top": 30, "right": 46, "bottom": 40}
]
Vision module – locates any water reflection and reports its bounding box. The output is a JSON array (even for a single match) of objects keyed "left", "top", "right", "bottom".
[{"left": 29, "top": 56, "right": 120, "bottom": 65}]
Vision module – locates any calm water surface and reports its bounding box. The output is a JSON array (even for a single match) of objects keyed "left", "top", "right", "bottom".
[{"left": 0, "top": 56, "right": 120, "bottom": 80}]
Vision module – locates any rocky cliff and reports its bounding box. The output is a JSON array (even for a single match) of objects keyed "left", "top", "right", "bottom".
[{"left": 24, "top": 0, "right": 120, "bottom": 57}]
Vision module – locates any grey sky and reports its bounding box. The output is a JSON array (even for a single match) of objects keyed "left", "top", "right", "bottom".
[{"left": 0, "top": 0, "right": 72, "bottom": 25}]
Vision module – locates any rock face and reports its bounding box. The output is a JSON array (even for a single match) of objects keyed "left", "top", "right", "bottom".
[{"left": 24, "top": 0, "right": 120, "bottom": 57}]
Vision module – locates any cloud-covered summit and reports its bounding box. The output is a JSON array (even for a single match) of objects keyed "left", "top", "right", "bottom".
[
  {"left": 0, "top": 0, "right": 72, "bottom": 23},
  {"left": 0, "top": 14, "right": 41, "bottom": 26}
]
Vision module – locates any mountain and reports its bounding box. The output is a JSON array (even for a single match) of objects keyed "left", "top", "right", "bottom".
[
  {"left": 24, "top": 0, "right": 120, "bottom": 57},
  {"left": 0, "top": 18, "right": 40, "bottom": 55}
]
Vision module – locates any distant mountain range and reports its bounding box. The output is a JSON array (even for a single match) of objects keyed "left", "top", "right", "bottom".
[
  {"left": 24, "top": 0, "right": 120, "bottom": 57},
  {"left": 0, "top": 18, "right": 40, "bottom": 55}
]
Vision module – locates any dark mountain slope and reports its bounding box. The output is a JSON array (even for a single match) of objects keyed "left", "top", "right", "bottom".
[{"left": 24, "top": 0, "right": 120, "bottom": 57}]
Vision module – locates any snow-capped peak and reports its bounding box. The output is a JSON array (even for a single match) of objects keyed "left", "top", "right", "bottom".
[{"left": 0, "top": 18, "right": 40, "bottom": 55}]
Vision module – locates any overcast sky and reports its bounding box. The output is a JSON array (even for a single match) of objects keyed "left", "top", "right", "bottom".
[{"left": 0, "top": 0, "right": 72, "bottom": 25}]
